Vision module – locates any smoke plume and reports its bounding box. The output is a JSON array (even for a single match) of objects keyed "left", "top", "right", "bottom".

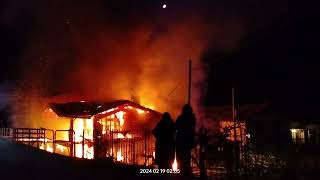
[{"left": 2, "top": 0, "right": 249, "bottom": 128}]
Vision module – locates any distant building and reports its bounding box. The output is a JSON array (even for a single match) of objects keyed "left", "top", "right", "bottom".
[
  {"left": 289, "top": 121, "right": 320, "bottom": 145},
  {"left": 203, "top": 103, "right": 320, "bottom": 154},
  {"left": 204, "top": 104, "right": 267, "bottom": 143},
  {"left": 243, "top": 103, "right": 320, "bottom": 155}
]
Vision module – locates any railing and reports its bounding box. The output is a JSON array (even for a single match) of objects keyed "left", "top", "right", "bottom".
[
  {"left": 2, "top": 127, "right": 289, "bottom": 179},
  {"left": 101, "top": 129, "right": 154, "bottom": 166},
  {"left": 11, "top": 128, "right": 54, "bottom": 149},
  {"left": 54, "top": 130, "right": 75, "bottom": 157},
  {"left": 0, "top": 128, "right": 13, "bottom": 137},
  {"left": 1, "top": 127, "right": 155, "bottom": 166}
]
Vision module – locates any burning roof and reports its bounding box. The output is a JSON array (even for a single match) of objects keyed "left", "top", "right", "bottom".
[{"left": 49, "top": 100, "right": 161, "bottom": 118}]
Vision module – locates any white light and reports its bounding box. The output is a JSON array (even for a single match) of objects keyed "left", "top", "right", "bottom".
[
  {"left": 290, "top": 129, "right": 297, "bottom": 133},
  {"left": 162, "top": 4, "right": 167, "bottom": 9},
  {"left": 246, "top": 133, "right": 250, "bottom": 139}
]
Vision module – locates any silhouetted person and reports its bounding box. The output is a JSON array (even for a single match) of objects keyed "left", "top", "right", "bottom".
[
  {"left": 152, "top": 112, "right": 175, "bottom": 169},
  {"left": 175, "top": 104, "right": 196, "bottom": 176}
]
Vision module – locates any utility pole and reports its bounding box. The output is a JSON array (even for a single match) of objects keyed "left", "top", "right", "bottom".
[{"left": 232, "top": 87, "right": 237, "bottom": 141}]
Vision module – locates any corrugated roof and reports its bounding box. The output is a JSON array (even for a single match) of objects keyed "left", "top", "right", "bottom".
[{"left": 49, "top": 99, "right": 161, "bottom": 118}]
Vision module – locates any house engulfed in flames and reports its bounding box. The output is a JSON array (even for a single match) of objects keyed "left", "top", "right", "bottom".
[{"left": 38, "top": 100, "right": 162, "bottom": 165}]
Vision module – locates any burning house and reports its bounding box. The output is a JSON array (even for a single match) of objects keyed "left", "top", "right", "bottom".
[{"left": 10, "top": 100, "right": 162, "bottom": 166}]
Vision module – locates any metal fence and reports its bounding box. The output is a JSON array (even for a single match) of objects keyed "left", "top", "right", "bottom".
[
  {"left": 0, "top": 127, "right": 155, "bottom": 166},
  {"left": 1, "top": 127, "right": 293, "bottom": 179},
  {"left": 0, "top": 128, "right": 13, "bottom": 137},
  {"left": 102, "top": 129, "right": 155, "bottom": 166},
  {"left": 189, "top": 131, "right": 288, "bottom": 180},
  {"left": 12, "top": 128, "right": 54, "bottom": 150}
]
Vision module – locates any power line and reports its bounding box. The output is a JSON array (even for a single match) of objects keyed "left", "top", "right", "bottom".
[{"left": 167, "top": 79, "right": 183, "bottom": 97}]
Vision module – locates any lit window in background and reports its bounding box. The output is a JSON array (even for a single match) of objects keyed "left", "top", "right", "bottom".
[{"left": 290, "top": 129, "right": 306, "bottom": 144}]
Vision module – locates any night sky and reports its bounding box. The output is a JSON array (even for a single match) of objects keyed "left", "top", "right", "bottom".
[
  {"left": 0, "top": 1, "right": 319, "bottom": 120},
  {"left": 206, "top": 1, "right": 320, "bottom": 120}
]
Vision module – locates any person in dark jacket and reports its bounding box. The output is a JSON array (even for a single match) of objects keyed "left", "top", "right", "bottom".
[
  {"left": 152, "top": 112, "right": 175, "bottom": 169},
  {"left": 175, "top": 104, "right": 196, "bottom": 175}
]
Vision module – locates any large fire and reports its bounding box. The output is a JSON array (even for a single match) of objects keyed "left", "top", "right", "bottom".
[
  {"left": 73, "top": 117, "right": 94, "bottom": 159},
  {"left": 33, "top": 101, "right": 156, "bottom": 166}
]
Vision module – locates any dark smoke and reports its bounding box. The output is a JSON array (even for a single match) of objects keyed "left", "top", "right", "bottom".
[{"left": 0, "top": 0, "right": 286, "bottom": 127}]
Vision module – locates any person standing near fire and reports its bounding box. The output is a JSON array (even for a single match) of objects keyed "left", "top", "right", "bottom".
[
  {"left": 152, "top": 112, "right": 175, "bottom": 169},
  {"left": 175, "top": 104, "right": 196, "bottom": 176}
]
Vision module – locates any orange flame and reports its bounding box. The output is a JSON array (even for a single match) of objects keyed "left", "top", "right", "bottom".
[
  {"left": 56, "top": 144, "right": 66, "bottom": 152},
  {"left": 116, "top": 111, "right": 125, "bottom": 127},
  {"left": 136, "top": 108, "right": 145, "bottom": 114},
  {"left": 116, "top": 149, "right": 123, "bottom": 161},
  {"left": 73, "top": 118, "right": 94, "bottom": 159},
  {"left": 172, "top": 153, "right": 178, "bottom": 171}
]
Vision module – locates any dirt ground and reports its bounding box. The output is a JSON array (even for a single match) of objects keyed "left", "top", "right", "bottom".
[{"left": 0, "top": 138, "right": 196, "bottom": 180}]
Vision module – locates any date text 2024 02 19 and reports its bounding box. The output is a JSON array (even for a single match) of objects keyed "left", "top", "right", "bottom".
[{"left": 140, "top": 169, "right": 180, "bottom": 174}]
